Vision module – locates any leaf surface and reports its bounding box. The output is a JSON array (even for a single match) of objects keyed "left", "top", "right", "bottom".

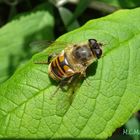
[
  {"left": 0, "top": 5, "right": 54, "bottom": 83},
  {"left": 0, "top": 8, "right": 140, "bottom": 139}
]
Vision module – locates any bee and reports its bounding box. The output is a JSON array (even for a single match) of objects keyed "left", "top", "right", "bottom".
[
  {"left": 33, "top": 39, "right": 103, "bottom": 99},
  {"left": 35, "top": 39, "right": 103, "bottom": 83}
]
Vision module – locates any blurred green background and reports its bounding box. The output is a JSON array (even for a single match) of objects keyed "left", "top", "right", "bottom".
[{"left": 0, "top": 0, "right": 140, "bottom": 139}]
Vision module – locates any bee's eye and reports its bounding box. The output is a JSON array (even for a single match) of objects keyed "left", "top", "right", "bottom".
[
  {"left": 95, "top": 49, "right": 102, "bottom": 59},
  {"left": 88, "top": 39, "right": 97, "bottom": 47}
]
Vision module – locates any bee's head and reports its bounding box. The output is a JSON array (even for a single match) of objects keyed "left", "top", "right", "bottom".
[{"left": 88, "top": 39, "right": 103, "bottom": 59}]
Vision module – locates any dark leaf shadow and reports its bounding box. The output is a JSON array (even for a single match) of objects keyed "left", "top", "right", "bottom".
[
  {"left": 86, "top": 61, "right": 98, "bottom": 78},
  {"left": 118, "top": 0, "right": 140, "bottom": 8}
]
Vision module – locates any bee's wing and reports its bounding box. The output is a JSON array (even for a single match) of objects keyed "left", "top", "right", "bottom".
[
  {"left": 31, "top": 40, "right": 72, "bottom": 64},
  {"left": 29, "top": 40, "right": 52, "bottom": 54},
  {"left": 29, "top": 40, "right": 70, "bottom": 53},
  {"left": 56, "top": 74, "right": 82, "bottom": 116},
  {"left": 30, "top": 40, "right": 53, "bottom": 48}
]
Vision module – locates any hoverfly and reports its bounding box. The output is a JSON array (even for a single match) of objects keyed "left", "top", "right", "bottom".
[{"left": 32, "top": 39, "right": 103, "bottom": 97}]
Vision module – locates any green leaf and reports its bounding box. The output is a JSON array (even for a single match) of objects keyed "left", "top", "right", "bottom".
[
  {"left": 0, "top": 4, "right": 54, "bottom": 83},
  {"left": 0, "top": 7, "right": 140, "bottom": 139}
]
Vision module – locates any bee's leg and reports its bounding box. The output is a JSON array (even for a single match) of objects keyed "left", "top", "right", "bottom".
[
  {"left": 67, "top": 76, "right": 75, "bottom": 84},
  {"left": 59, "top": 76, "right": 75, "bottom": 91},
  {"left": 81, "top": 70, "right": 91, "bottom": 86},
  {"left": 50, "top": 76, "right": 75, "bottom": 99},
  {"left": 34, "top": 53, "right": 57, "bottom": 64},
  {"left": 81, "top": 71, "right": 86, "bottom": 77},
  {"left": 49, "top": 82, "right": 61, "bottom": 100},
  {"left": 80, "top": 69, "right": 87, "bottom": 78},
  {"left": 47, "top": 53, "right": 57, "bottom": 64}
]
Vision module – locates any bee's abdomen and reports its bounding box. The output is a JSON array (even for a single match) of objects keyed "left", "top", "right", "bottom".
[{"left": 48, "top": 52, "right": 74, "bottom": 81}]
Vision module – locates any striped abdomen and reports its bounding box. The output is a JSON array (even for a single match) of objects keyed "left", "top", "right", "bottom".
[{"left": 48, "top": 51, "right": 75, "bottom": 81}]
